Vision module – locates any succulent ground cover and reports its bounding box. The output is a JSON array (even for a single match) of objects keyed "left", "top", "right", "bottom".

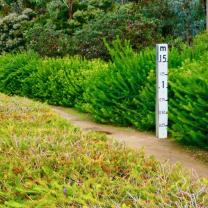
[{"left": 0, "top": 93, "right": 207, "bottom": 207}]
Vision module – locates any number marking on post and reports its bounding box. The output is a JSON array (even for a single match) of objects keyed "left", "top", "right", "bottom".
[{"left": 156, "top": 44, "right": 168, "bottom": 139}]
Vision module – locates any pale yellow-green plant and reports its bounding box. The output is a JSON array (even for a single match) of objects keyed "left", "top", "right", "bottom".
[{"left": 0, "top": 93, "right": 207, "bottom": 207}]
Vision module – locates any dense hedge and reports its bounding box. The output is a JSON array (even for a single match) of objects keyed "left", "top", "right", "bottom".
[
  {"left": 30, "top": 57, "right": 107, "bottom": 108},
  {"left": 0, "top": 33, "right": 207, "bottom": 148},
  {"left": 0, "top": 53, "right": 106, "bottom": 108},
  {"left": 169, "top": 56, "right": 208, "bottom": 148},
  {"left": 84, "top": 33, "right": 208, "bottom": 129},
  {"left": 83, "top": 39, "right": 155, "bottom": 125}
]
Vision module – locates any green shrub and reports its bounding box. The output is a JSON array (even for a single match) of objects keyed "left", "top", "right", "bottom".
[
  {"left": 0, "top": 52, "right": 107, "bottom": 107},
  {"left": 31, "top": 57, "right": 106, "bottom": 107},
  {"left": 169, "top": 55, "right": 208, "bottom": 148},
  {"left": 128, "top": 32, "right": 208, "bottom": 131},
  {"left": 129, "top": 69, "right": 156, "bottom": 130},
  {"left": 0, "top": 52, "right": 40, "bottom": 96},
  {"left": 83, "top": 39, "right": 155, "bottom": 124},
  {"left": 82, "top": 39, "right": 192, "bottom": 127},
  {"left": 82, "top": 33, "right": 208, "bottom": 148}
]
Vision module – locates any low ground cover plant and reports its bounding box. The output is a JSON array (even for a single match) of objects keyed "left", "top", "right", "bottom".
[{"left": 0, "top": 93, "right": 207, "bottom": 207}]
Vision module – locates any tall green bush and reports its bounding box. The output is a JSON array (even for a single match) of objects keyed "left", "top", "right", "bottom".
[
  {"left": 83, "top": 39, "right": 155, "bottom": 124},
  {"left": 128, "top": 32, "right": 208, "bottom": 131},
  {"left": 169, "top": 56, "right": 208, "bottom": 148}
]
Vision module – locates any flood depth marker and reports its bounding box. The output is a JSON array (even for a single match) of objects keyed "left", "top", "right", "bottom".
[{"left": 156, "top": 44, "right": 168, "bottom": 139}]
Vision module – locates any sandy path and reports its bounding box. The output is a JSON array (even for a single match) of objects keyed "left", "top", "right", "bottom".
[{"left": 52, "top": 106, "right": 208, "bottom": 178}]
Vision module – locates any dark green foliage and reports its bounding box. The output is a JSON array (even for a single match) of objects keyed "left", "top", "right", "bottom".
[
  {"left": 0, "top": 8, "right": 36, "bottom": 53},
  {"left": 169, "top": 56, "right": 208, "bottom": 148},
  {"left": 139, "top": 0, "right": 205, "bottom": 41},
  {"left": 166, "top": 0, "right": 205, "bottom": 42},
  {"left": 73, "top": 3, "right": 161, "bottom": 59},
  {"left": 0, "top": 0, "right": 206, "bottom": 58},
  {"left": 24, "top": 24, "right": 72, "bottom": 57}
]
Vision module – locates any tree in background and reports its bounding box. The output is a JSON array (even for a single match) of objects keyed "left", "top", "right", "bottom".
[
  {"left": 167, "top": 0, "right": 205, "bottom": 43},
  {"left": 0, "top": 0, "right": 207, "bottom": 57},
  {"left": 72, "top": 3, "right": 162, "bottom": 59},
  {"left": 0, "top": 8, "right": 36, "bottom": 53}
]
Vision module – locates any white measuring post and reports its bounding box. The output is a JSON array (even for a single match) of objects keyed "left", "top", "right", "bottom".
[{"left": 156, "top": 44, "right": 168, "bottom": 139}]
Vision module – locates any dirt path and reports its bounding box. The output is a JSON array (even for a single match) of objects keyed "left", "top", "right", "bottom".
[{"left": 52, "top": 106, "right": 208, "bottom": 178}]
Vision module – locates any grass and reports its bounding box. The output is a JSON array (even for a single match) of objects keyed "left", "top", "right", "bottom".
[{"left": 0, "top": 93, "right": 207, "bottom": 207}]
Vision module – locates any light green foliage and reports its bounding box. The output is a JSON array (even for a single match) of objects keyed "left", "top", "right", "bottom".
[
  {"left": 0, "top": 93, "right": 207, "bottom": 207},
  {"left": 82, "top": 33, "right": 208, "bottom": 147},
  {"left": 83, "top": 33, "right": 208, "bottom": 128},
  {"left": 0, "top": 52, "right": 106, "bottom": 108},
  {"left": 130, "top": 69, "right": 156, "bottom": 130},
  {"left": 31, "top": 57, "right": 107, "bottom": 107},
  {"left": 127, "top": 33, "right": 208, "bottom": 132}
]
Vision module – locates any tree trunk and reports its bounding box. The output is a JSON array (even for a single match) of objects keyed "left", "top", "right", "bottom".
[
  {"left": 68, "top": 0, "right": 73, "bottom": 19},
  {"left": 206, "top": 0, "right": 208, "bottom": 30}
]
